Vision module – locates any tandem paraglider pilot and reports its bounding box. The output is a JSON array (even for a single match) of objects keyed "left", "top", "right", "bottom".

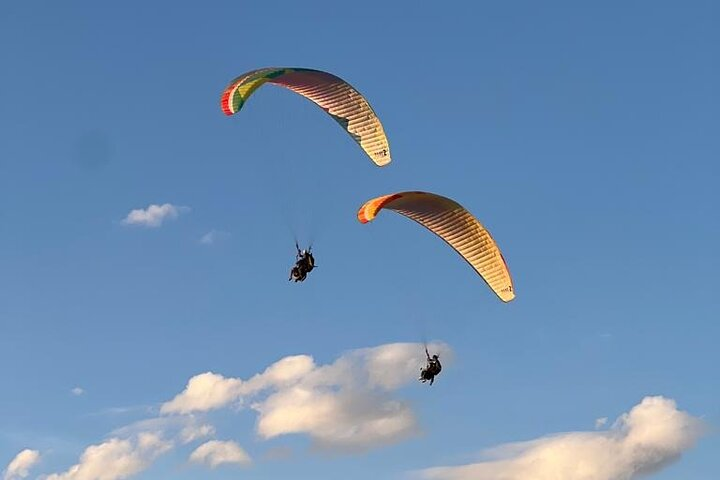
[
  {"left": 289, "top": 245, "right": 316, "bottom": 283},
  {"left": 420, "top": 350, "right": 442, "bottom": 386}
]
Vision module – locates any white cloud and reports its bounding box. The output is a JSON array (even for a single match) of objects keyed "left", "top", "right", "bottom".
[
  {"left": 179, "top": 423, "right": 216, "bottom": 444},
  {"left": 160, "top": 372, "right": 244, "bottom": 415},
  {"left": 595, "top": 417, "right": 608, "bottom": 429},
  {"left": 3, "top": 449, "right": 40, "bottom": 480},
  {"left": 160, "top": 355, "right": 315, "bottom": 415},
  {"left": 121, "top": 203, "right": 188, "bottom": 228},
  {"left": 43, "top": 414, "right": 218, "bottom": 479},
  {"left": 419, "top": 396, "right": 704, "bottom": 480},
  {"left": 189, "top": 440, "right": 251, "bottom": 468},
  {"left": 254, "top": 387, "right": 418, "bottom": 451},
  {"left": 71, "top": 387, "right": 85, "bottom": 396},
  {"left": 44, "top": 433, "right": 171, "bottom": 480},
  {"left": 162, "top": 343, "right": 450, "bottom": 452},
  {"left": 199, "top": 230, "right": 229, "bottom": 245},
  {"left": 242, "top": 355, "right": 316, "bottom": 393},
  {"left": 40, "top": 342, "right": 448, "bottom": 480}
]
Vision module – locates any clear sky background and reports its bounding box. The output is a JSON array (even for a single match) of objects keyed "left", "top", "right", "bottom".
[{"left": 1, "top": 1, "right": 718, "bottom": 479}]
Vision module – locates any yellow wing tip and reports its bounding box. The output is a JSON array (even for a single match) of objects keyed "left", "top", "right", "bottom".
[
  {"left": 374, "top": 154, "right": 392, "bottom": 167},
  {"left": 498, "top": 287, "right": 516, "bottom": 303}
]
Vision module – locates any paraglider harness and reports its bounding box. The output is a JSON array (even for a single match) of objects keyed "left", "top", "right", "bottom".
[
  {"left": 420, "top": 347, "right": 442, "bottom": 385},
  {"left": 289, "top": 244, "right": 316, "bottom": 282}
]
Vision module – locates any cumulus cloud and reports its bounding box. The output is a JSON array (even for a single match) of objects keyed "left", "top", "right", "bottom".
[
  {"left": 254, "top": 387, "right": 417, "bottom": 451},
  {"left": 121, "top": 203, "right": 188, "bottom": 228},
  {"left": 40, "top": 342, "right": 450, "bottom": 479},
  {"left": 3, "top": 449, "right": 40, "bottom": 480},
  {"left": 44, "top": 416, "right": 216, "bottom": 479},
  {"left": 419, "top": 396, "right": 704, "bottom": 480},
  {"left": 71, "top": 387, "right": 85, "bottom": 396},
  {"left": 241, "top": 354, "right": 316, "bottom": 394},
  {"left": 44, "top": 433, "right": 171, "bottom": 480},
  {"left": 160, "top": 372, "right": 245, "bottom": 415},
  {"left": 189, "top": 440, "right": 251, "bottom": 468},
  {"left": 160, "top": 355, "right": 316, "bottom": 415},
  {"left": 595, "top": 417, "right": 608, "bottom": 429},
  {"left": 179, "top": 423, "right": 216, "bottom": 444},
  {"left": 162, "top": 343, "right": 451, "bottom": 452}
]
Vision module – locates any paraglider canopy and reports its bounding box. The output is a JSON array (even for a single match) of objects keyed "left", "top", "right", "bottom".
[
  {"left": 358, "top": 191, "right": 515, "bottom": 302},
  {"left": 221, "top": 67, "right": 391, "bottom": 166}
]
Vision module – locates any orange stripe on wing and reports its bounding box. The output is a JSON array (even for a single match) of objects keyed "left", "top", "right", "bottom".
[{"left": 357, "top": 193, "right": 403, "bottom": 223}]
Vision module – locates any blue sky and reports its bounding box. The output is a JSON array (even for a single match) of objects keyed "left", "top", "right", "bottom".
[{"left": 1, "top": 1, "right": 718, "bottom": 479}]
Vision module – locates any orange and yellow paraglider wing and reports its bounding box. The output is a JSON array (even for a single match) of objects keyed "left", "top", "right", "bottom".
[{"left": 358, "top": 192, "right": 515, "bottom": 302}]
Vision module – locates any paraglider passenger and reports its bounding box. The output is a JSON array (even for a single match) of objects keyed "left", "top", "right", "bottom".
[{"left": 289, "top": 265, "right": 305, "bottom": 282}]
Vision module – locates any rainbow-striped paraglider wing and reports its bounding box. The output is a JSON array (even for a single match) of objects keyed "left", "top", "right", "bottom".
[{"left": 221, "top": 67, "right": 390, "bottom": 167}]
